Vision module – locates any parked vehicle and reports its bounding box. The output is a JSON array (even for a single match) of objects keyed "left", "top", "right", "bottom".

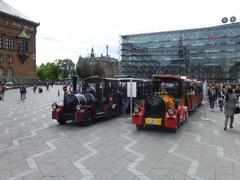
[
  {"left": 132, "top": 74, "right": 195, "bottom": 132},
  {"left": 4, "top": 81, "right": 14, "bottom": 89},
  {"left": 52, "top": 76, "right": 122, "bottom": 125}
]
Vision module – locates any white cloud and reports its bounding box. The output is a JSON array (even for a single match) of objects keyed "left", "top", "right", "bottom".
[{"left": 4, "top": 0, "right": 240, "bottom": 65}]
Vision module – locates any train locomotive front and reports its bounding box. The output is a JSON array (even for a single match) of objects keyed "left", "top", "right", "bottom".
[
  {"left": 52, "top": 76, "right": 122, "bottom": 125},
  {"left": 132, "top": 74, "right": 189, "bottom": 132}
]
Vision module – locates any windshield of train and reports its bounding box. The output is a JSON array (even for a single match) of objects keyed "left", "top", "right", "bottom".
[{"left": 153, "top": 79, "right": 181, "bottom": 98}]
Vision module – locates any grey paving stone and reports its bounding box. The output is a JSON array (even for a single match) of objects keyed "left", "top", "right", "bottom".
[
  {"left": 37, "top": 163, "right": 58, "bottom": 176},
  {"left": 22, "top": 171, "right": 43, "bottom": 180},
  {"left": 94, "top": 169, "right": 114, "bottom": 180},
  {"left": 0, "top": 169, "right": 11, "bottom": 179},
  {"left": 215, "top": 167, "right": 234, "bottom": 175},
  {"left": 63, "top": 169, "right": 84, "bottom": 180},
  {"left": 167, "top": 169, "right": 187, "bottom": 180},
  {"left": 147, "top": 168, "right": 169, "bottom": 176},
  {"left": 0, "top": 88, "right": 239, "bottom": 179},
  {"left": 214, "top": 174, "right": 237, "bottom": 180}
]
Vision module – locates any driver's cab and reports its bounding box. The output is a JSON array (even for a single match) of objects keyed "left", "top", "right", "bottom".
[
  {"left": 152, "top": 74, "right": 187, "bottom": 108},
  {"left": 80, "top": 76, "right": 120, "bottom": 113}
]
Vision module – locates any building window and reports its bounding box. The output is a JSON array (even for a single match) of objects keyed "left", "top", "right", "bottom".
[
  {"left": 0, "top": 37, "right": 2, "bottom": 49},
  {"left": 0, "top": 67, "right": 3, "bottom": 76},
  {"left": 6, "top": 67, "right": 13, "bottom": 77},
  {"left": 6, "top": 55, "right": 13, "bottom": 64},
  {"left": 19, "top": 39, "right": 28, "bottom": 53},
  {"left": 0, "top": 54, "right": 3, "bottom": 63},
  {"left": 6, "top": 38, "right": 14, "bottom": 50}
]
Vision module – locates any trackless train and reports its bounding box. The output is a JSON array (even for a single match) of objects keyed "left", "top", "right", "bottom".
[
  {"left": 52, "top": 76, "right": 122, "bottom": 125},
  {"left": 132, "top": 74, "right": 203, "bottom": 132}
]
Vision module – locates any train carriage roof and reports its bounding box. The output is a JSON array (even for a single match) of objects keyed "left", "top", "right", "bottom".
[{"left": 152, "top": 74, "right": 185, "bottom": 80}]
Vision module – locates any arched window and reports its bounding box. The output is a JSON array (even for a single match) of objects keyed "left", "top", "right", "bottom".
[
  {"left": 0, "top": 67, "right": 3, "bottom": 76},
  {"left": 6, "top": 67, "right": 13, "bottom": 77}
]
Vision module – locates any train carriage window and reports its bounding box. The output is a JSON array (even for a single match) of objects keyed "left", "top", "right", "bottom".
[{"left": 160, "top": 81, "right": 180, "bottom": 98}]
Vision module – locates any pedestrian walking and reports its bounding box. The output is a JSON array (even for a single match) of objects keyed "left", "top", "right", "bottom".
[
  {"left": 20, "top": 85, "right": 27, "bottom": 101},
  {"left": 208, "top": 86, "right": 216, "bottom": 111},
  {"left": 33, "top": 84, "right": 37, "bottom": 93},
  {"left": 224, "top": 88, "right": 237, "bottom": 130},
  {"left": 46, "top": 81, "right": 49, "bottom": 91},
  {"left": 217, "top": 86, "right": 225, "bottom": 111},
  {"left": 235, "top": 85, "right": 240, "bottom": 103}
]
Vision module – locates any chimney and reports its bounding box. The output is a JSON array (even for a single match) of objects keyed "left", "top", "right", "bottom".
[{"left": 106, "top": 45, "right": 109, "bottom": 56}]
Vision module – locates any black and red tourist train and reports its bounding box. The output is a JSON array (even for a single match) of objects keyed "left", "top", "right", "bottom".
[{"left": 52, "top": 76, "right": 122, "bottom": 125}]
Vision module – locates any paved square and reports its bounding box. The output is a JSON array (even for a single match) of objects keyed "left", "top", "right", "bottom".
[{"left": 0, "top": 86, "right": 240, "bottom": 180}]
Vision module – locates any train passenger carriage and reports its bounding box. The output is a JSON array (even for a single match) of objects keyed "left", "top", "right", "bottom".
[
  {"left": 186, "top": 79, "right": 203, "bottom": 113},
  {"left": 132, "top": 74, "right": 189, "bottom": 132}
]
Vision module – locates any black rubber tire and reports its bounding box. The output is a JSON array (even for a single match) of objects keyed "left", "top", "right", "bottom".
[
  {"left": 105, "top": 108, "right": 112, "bottom": 120},
  {"left": 83, "top": 111, "right": 93, "bottom": 126},
  {"left": 136, "top": 124, "right": 144, "bottom": 130},
  {"left": 57, "top": 117, "right": 67, "bottom": 125}
]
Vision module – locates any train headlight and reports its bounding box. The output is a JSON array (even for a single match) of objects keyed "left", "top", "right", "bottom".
[
  {"left": 76, "top": 104, "right": 81, "bottom": 111},
  {"left": 52, "top": 103, "right": 58, "bottom": 110},
  {"left": 134, "top": 106, "right": 140, "bottom": 113},
  {"left": 168, "top": 108, "right": 174, "bottom": 115}
]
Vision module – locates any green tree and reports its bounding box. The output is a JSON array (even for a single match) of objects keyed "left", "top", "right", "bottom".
[
  {"left": 36, "top": 64, "right": 46, "bottom": 80},
  {"left": 76, "top": 61, "right": 92, "bottom": 78},
  {"left": 93, "top": 61, "right": 104, "bottom": 76},
  {"left": 45, "top": 62, "right": 59, "bottom": 80},
  {"left": 55, "top": 59, "right": 75, "bottom": 79}
]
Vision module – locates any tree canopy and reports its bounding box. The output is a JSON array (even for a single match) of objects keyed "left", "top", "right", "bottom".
[
  {"left": 76, "top": 61, "right": 93, "bottom": 78},
  {"left": 36, "top": 59, "right": 75, "bottom": 80}
]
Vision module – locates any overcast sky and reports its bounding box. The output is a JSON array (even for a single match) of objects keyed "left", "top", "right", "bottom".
[{"left": 4, "top": 0, "right": 240, "bottom": 65}]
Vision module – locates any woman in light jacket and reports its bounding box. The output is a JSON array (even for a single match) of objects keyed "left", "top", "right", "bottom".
[{"left": 224, "top": 88, "right": 237, "bottom": 130}]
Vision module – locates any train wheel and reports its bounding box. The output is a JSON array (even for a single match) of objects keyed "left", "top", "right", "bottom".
[
  {"left": 83, "top": 111, "right": 93, "bottom": 126},
  {"left": 136, "top": 124, "right": 144, "bottom": 130},
  {"left": 105, "top": 108, "right": 112, "bottom": 120},
  {"left": 57, "top": 117, "right": 66, "bottom": 125}
]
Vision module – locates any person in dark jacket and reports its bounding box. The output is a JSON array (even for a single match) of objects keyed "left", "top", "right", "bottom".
[
  {"left": 208, "top": 86, "right": 216, "bottom": 111},
  {"left": 217, "top": 86, "right": 225, "bottom": 111},
  {"left": 20, "top": 85, "right": 27, "bottom": 101},
  {"left": 224, "top": 88, "right": 237, "bottom": 130}
]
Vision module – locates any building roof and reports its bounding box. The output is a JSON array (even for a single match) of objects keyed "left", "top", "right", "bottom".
[
  {"left": 0, "top": 0, "right": 37, "bottom": 24},
  {"left": 121, "top": 22, "right": 240, "bottom": 38}
]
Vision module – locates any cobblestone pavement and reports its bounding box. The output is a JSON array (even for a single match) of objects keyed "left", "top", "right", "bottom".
[{"left": 0, "top": 86, "right": 240, "bottom": 180}]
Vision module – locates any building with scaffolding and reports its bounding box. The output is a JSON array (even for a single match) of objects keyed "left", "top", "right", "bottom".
[{"left": 120, "top": 22, "right": 240, "bottom": 82}]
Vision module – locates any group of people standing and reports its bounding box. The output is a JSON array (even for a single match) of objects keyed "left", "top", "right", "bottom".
[{"left": 207, "top": 84, "right": 240, "bottom": 131}]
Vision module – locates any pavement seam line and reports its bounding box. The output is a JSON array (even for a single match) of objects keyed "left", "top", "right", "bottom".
[
  {"left": 191, "top": 121, "right": 240, "bottom": 149},
  {"left": 7, "top": 132, "right": 67, "bottom": 180},
  {"left": 0, "top": 121, "right": 55, "bottom": 152},
  {"left": 183, "top": 131, "right": 240, "bottom": 164},
  {"left": 73, "top": 127, "right": 103, "bottom": 180},
  {"left": 167, "top": 141, "right": 203, "bottom": 180},
  {"left": 121, "top": 120, "right": 151, "bottom": 180}
]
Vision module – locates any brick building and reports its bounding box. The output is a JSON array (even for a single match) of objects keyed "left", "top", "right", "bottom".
[
  {"left": 77, "top": 47, "right": 119, "bottom": 77},
  {"left": 0, "top": 0, "right": 39, "bottom": 83}
]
